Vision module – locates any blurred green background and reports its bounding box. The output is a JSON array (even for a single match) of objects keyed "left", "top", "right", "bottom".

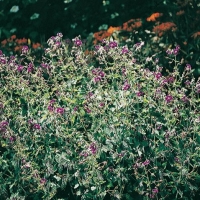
[{"left": 0, "top": 0, "right": 200, "bottom": 77}]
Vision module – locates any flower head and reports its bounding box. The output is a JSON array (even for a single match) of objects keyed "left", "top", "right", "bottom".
[
  {"left": 89, "top": 142, "right": 97, "bottom": 154},
  {"left": 73, "top": 37, "right": 82, "bottom": 46},
  {"left": 123, "top": 81, "right": 131, "bottom": 91},
  {"left": 143, "top": 159, "right": 150, "bottom": 166},
  {"left": 122, "top": 46, "right": 129, "bottom": 54},
  {"left": 165, "top": 95, "right": 173, "bottom": 103},
  {"left": 17, "top": 65, "right": 24, "bottom": 72},
  {"left": 33, "top": 123, "right": 41, "bottom": 130},
  {"left": 109, "top": 41, "right": 118, "bottom": 48},
  {"left": 185, "top": 64, "right": 191, "bottom": 71},
  {"left": 40, "top": 178, "right": 47, "bottom": 184},
  {"left": 22, "top": 45, "right": 29, "bottom": 54},
  {"left": 56, "top": 107, "right": 65, "bottom": 114}
]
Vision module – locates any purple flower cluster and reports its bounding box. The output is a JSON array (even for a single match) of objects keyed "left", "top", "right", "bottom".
[
  {"left": 166, "top": 45, "right": 180, "bottom": 55},
  {"left": 149, "top": 187, "right": 159, "bottom": 199},
  {"left": 89, "top": 142, "right": 97, "bottom": 154},
  {"left": 27, "top": 63, "right": 34, "bottom": 73},
  {"left": 109, "top": 41, "right": 118, "bottom": 48},
  {"left": 165, "top": 95, "right": 173, "bottom": 103},
  {"left": 92, "top": 68, "right": 105, "bottom": 83},
  {"left": 72, "top": 37, "right": 83, "bottom": 46},
  {"left": 47, "top": 99, "right": 65, "bottom": 114},
  {"left": 122, "top": 81, "right": 130, "bottom": 91},
  {"left": 21, "top": 45, "right": 29, "bottom": 54},
  {"left": 0, "top": 121, "right": 9, "bottom": 133},
  {"left": 121, "top": 46, "right": 129, "bottom": 54},
  {"left": 33, "top": 123, "right": 41, "bottom": 130},
  {"left": 17, "top": 65, "right": 24, "bottom": 72}
]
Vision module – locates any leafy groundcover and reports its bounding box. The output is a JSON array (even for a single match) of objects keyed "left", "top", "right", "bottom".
[{"left": 0, "top": 34, "right": 200, "bottom": 200}]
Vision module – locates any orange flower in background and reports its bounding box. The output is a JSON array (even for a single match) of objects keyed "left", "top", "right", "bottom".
[
  {"left": 1, "top": 39, "right": 7, "bottom": 46},
  {"left": 107, "top": 26, "right": 121, "bottom": 34},
  {"left": 153, "top": 22, "right": 177, "bottom": 36},
  {"left": 147, "top": 13, "right": 163, "bottom": 22},
  {"left": 11, "top": 35, "right": 16, "bottom": 40},
  {"left": 191, "top": 32, "right": 200, "bottom": 39},
  {"left": 122, "top": 18, "right": 142, "bottom": 31},
  {"left": 14, "top": 46, "right": 22, "bottom": 52},
  {"left": 16, "top": 38, "right": 27, "bottom": 44},
  {"left": 176, "top": 10, "right": 185, "bottom": 16},
  {"left": 93, "top": 30, "right": 112, "bottom": 44},
  {"left": 32, "top": 42, "right": 41, "bottom": 49}
]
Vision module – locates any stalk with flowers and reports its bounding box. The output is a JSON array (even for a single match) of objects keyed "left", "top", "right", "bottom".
[{"left": 0, "top": 33, "right": 200, "bottom": 199}]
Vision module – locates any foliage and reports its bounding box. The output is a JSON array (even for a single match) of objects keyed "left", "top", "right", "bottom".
[{"left": 0, "top": 33, "right": 200, "bottom": 199}]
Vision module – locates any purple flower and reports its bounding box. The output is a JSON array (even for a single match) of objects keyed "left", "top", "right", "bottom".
[
  {"left": 165, "top": 95, "right": 173, "bottom": 103},
  {"left": 74, "top": 38, "right": 82, "bottom": 46},
  {"left": 48, "top": 105, "right": 54, "bottom": 112},
  {"left": 92, "top": 68, "right": 100, "bottom": 75},
  {"left": 123, "top": 81, "right": 130, "bottom": 91},
  {"left": 9, "top": 136, "right": 16, "bottom": 142},
  {"left": 22, "top": 45, "right": 29, "bottom": 54},
  {"left": 0, "top": 121, "right": 8, "bottom": 133},
  {"left": 155, "top": 72, "right": 162, "bottom": 80},
  {"left": 80, "top": 151, "right": 89, "bottom": 157},
  {"left": 185, "top": 80, "right": 191, "bottom": 85},
  {"left": 55, "top": 41, "right": 61, "bottom": 47},
  {"left": 175, "top": 45, "right": 180, "bottom": 50},
  {"left": 0, "top": 121, "right": 8, "bottom": 127},
  {"left": 122, "top": 46, "right": 129, "bottom": 54},
  {"left": 152, "top": 187, "right": 159, "bottom": 194},
  {"left": 85, "top": 107, "right": 91, "bottom": 113},
  {"left": 57, "top": 32, "right": 63, "bottom": 38},
  {"left": 104, "top": 45, "right": 110, "bottom": 51},
  {"left": 40, "top": 178, "right": 47, "bottom": 184},
  {"left": 17, "top": 65, "right": 24, "bottom": 72},
  {"left": 136, "top": 91, "right": 144, "bottom": 97},
  {"left": 0, "top": 57, "right": 6, "bottom": 64},
  {"left": 56, "top": 107, "right": 65, "bottom": 114},
  {"left": 27, "top": 63, "right": 34, "bottom": 73},
  {"left": 185, "top": 64, "right": 191, "bottom": 71},
  {"left": 74, "top": 106, "right": 78, "bottom": 111},
  {"left": 181, "top": 95, "right": 189, "bottom": 103},
  {"left": 94, "top": 76, "right": 101, "bottom": 83},
  {"left": 99, "top": 102, "right": 105, "bottom": 107},
  {"left": 41, "top": 63, "right": 50, "bottom": 69},
  {"left": 95, "top": 45, "right": 100, "bottom": 50},
  {"left": 143, "top": 159, "right": 150, "bottom": 166},
  {"left": 33, "top": 124, "right": 41, "bottom": 130},
  {"left": 98, "top": 71, "right": 105, "bottom": 77},
  {"left": 167, "top": 76, "right": 175, "bottom": 83},
  {"left": 174, "top": 157, "right": 179, "bottom": 163},
  {"left": 49, "top": 99, "right": 56, "bottom": 105},
  {"left": 166, "top": 49, "right": 172, "bottom": 55},
  {"left": 156, "top": 124, "right": 162, "bottom": 130},
  {"left": 89, "top": 142, "right": 97, "bottom": 154},
  {"left": 109, "top": 41, "right": 118, "bottom": 48},
  {"left": 173, "top": 48, "right": 179, "bottom": 55},
  {"left": 122, "top": 67, "right": 126, "bottom": 76},
  {"left": 10, "top": 55, "right": 16, "bottom": 60}
]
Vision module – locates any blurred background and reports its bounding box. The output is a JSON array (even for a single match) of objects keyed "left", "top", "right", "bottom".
[{"left": 0, "top": 0, "right": 200, "bottom": 77}]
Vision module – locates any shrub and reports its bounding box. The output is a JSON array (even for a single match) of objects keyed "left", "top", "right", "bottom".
[{"left": 0, "top": 33, "right": 200, "bottom": 199}]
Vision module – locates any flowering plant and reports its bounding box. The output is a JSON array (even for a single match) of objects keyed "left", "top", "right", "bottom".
[{"left": 0, "top": 33, "right": 200, "bottom": 199}]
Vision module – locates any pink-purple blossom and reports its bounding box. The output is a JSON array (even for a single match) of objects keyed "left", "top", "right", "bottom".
[
  {"left": 56, "top": 107, "right": 65, "bottom": 114},
  {"left": 33, "top": 123, "right": 41, "bottom": 130},
  {"left": 165, "top": 95, "right": 173, "bottom": 103}
]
